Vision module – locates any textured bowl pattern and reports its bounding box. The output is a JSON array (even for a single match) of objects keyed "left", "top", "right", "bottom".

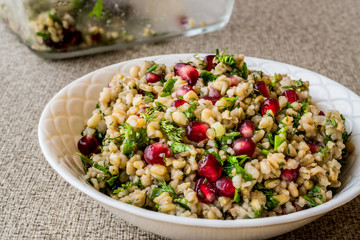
[{"left": 38, "top": 54, "right": 360, "bottom": 240}]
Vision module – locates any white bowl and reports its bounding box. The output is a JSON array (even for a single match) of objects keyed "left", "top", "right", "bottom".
[{"left": 38, "top": 54, "right": 360, "bottom": 239}]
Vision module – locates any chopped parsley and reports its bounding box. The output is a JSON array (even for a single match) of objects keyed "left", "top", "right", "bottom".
[
  {"left": 200, "top": 70, "right": 217, "bottom": 84},
  {"left": 254, "top": 183, "right": 280, "bottom": 211},
  {"left": 151, "top": 180, "right": 190, "bottom": 211},
  {"left": 252, "top": 208, "right": 263, "bottom": 218},
  {"left": 171, "top": 142, "right": 191, "bottom": 154},
  {"left": 113, "top": 180, "right": 143, "bottom": 194},
  {"left": 327, "top": 117, "right": 337, "bottom": 127},
  {"left": 271, "top": 73, "right": 277, "bottom": 87},
  {"left": 219, "top": 96, "right": 239, "bottom": 111},
  {"left": 139, "top": 107, "right": 156, "bottom": 123},
  {"left": 161, "top": 78, "right": 177, "bottom": 97},
  {"left": 240, "top": 62, "right": 248, "bottom": 79},
  {"left": 342, "top": 131, "right": 352, "bottom": 143},
  {"left": 303, "top": 186, "right": 322, "bottom": 207},
  {"left": 88, "top": 0, "right": 103, "bottom": 19},
  {"left": 160, "top": 120, "right": 185, "bottom": 142},
  {"left": 154, "top": 101, "right": 166, "bottom": 111},
  {"left": 92, "top": 162, "right": 110, "bottom": 175},
  {"left": 234, "top": 188, "right": 241, "bottom": 203},
  {"left": 106, "top": 175, "right": 119, "bottom": 186},
  {"left": 183, "top": 102, "right": 199, "bottom": 119},
  {"left": 36, "top": 32, "right": 50, "bottom": 40},
  {"left": 147, "top": 64, "right": 158, "bottom": 73},
  {"left": 76, "top": 152, "right": 91, "bottom": 172},
  {"left": 223, "top": 155, "right": 254, "bottom": 181},
  {"left": 274, "top": 135, "right": 286, "bottom": 151},
  {"left": 143, "top": 92, "right": 155, "bottom": 102},
  {"left": 215, "top": 48, "right": 236, "bottom": 66},
  {"left": 122, "top": 123, "right": 149, "bottom": 156}
]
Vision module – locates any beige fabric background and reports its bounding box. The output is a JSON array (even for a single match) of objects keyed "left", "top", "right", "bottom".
[{"left": 0, "top": 0, "right": 359, "bottom": 239}]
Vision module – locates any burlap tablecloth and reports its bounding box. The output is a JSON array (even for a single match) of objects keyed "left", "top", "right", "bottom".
[{"left": 1, "top": 0, "right": 359, "bottom": 239}]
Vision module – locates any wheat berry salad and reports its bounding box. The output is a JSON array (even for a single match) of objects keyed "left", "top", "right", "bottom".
[{"left": 76, "top": 50, "right": 353, "bottom": 219}]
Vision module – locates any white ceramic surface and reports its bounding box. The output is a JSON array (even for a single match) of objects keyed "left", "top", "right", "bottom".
[{"left": 38, "top": 54, "right": 360, "bottom": 240}]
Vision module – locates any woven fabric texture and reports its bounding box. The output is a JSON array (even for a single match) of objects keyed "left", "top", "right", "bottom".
[{"left": 0, "top": 0, "right": 359, "bottom": 239}]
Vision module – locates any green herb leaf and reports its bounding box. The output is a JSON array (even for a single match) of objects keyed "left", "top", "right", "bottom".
[
  {"left": 301, "top": 98, "right": 310, "bottom": 114},
  {"left": 215, "top": 48, "right": 236, "bottom": 66},
  {"left": 274, "top": 135, "right": 285, "bottom": 151},
  {"left": 140, "top": 107, "right": 156, "bottom": 123},
  {"left": 171, "top": 142, "right": 191, "bottom": 154},
  {"left": 252, "top": 207, "right": 263, "bottom": 218},
  {"left": 234, "top": 188, "right": 241, "bottom": 203},
  {"left": 143, "top": 91, "right": 155, "bottom": 102},
  {"left": 155, "top": 101, "right": 166, "bottom": 111},
  {"left": 161, "top": 78, "right": 177, "bottom": 97},
  {"left": 253, "top": 183, "right": 279, "bottom": 210},
  {"left": 88, "top": 0, "right": 103, "bottom": 19},
  {"left": 113, "top": 180, "right": 143, "bottom": 194},
  {"left": 147, "top": 64, "right": 158, "bottom": 73},
  {"left": 271, "top": 73, "right": 277, "bottom": 87},
  {"left": 342, "top": 131, "right": 352, "bottom": 143},
  {"left": 160, "top": 120, "right": 185, "bottom": 142},
  {"left": 173, "top": 198, "right": 191, "bottom": 211},
  {"left": 48, "top": 12, "right": 61, "bottom": 23},
  {"left": 200, "top": 70, "right": 217, "bottom": 84},
  {"left": 219, "top": 96, "right": 239, "bottom": 111},
  {"left": 223, "top": 155, "right": 254, "bottom": 181},
  {"left": 36, "top": 32, "right": 50, "bottom": 40},
  {"left": 93, "top": 162, "right": 110, "bottom": 175},
  {"left": 266, "top": 196, "right": 280, "bottom": 210},
  {"left": 261, "top": 149, "right": 271, "bottom": 156},
  {"left": 183, "top": 102, "right": 199, "bottom": 119},
  {"left": 76, "top": 152, "right": 92, "bottom": 172},
  {"left": 240, "top": 62, "right": 248, "bottom": 79},
  {"left": 107, "top": 175, "right": 118, "bottom": 186},
  {"left": 303, "top": 186, "right": 322, "bottom": 207}
]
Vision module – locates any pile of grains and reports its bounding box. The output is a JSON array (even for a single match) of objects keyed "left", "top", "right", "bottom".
[{"left": 77, "top": 50, "right": 353, "bottom": 219}]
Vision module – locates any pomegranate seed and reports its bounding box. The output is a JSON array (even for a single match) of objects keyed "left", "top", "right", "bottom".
[
  {"left": 172, "top": 99, "right": 188, "bottom": 108},
  {"left": 138, "top": 89, "right": 145, "bottom": 95},
  {"left": 238, "top": 120, "right": 255, "bottom": 138},
  {"left": 78, "top": 136, "right": 99, "bottom": 156},
  {"left": 186, "top": 121, "right": 209, "bottom": 142},
  {"left": 209, "top": 87, "right": 222, "bottom": 99},
  {"left": 144, "top": 142, "right": 170, "bottom": 165},
  {"left": 176, "top": 85, "right": 194, "bottom": 97},
  {"left": 200, "top": 96, "right": 218, "bottom": 105},
  {"left": 195, "top": 178, "right": 217, "bottom": 203},
  {"left": 261, "top": 98, "right": 280, "bottom": 116},
  {"left": 204, "top": 55, "right": 215, "bottom": 71},
  {"left": 174, "top": 63, "right": 199, "bottom": 86},
  {"left": 145, "top": 72, "right": 161, "bottom": 83},
  {"left": 198, "top": 153, "right": 222, "bottom": 182},
  {"left": 136, "top": 107, "right": 150, "bottom": 118},
  {"left": 174, "top": 63, "right": 187, "bottom": 76},
  {"left": 307, "top": 142, "right": 319, "bottom": 154},
  {"left": 228, "top": 75, "right": 240, "bottom": 87},
  {"left": 281, "top": 167, "right": 300, "bottom": 182},
  {"left": 282, "top": 89, "right": 299, "bottom": 103},
  {"left": 232, "top": 137, "right": 256, "bottom": 157},
  {"left": 254, "top": 81, "right": 270, "bottom": 98},
  {"left": 319, "top": 111, "right": 325, "bottom": 116},
  {"left": 215, "top": 177, "right": 236, "bottom": 198}
]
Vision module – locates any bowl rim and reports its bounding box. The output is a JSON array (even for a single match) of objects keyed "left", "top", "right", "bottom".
[{"left": 38, "top": 53, "right": 360, "bottom": 228}]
